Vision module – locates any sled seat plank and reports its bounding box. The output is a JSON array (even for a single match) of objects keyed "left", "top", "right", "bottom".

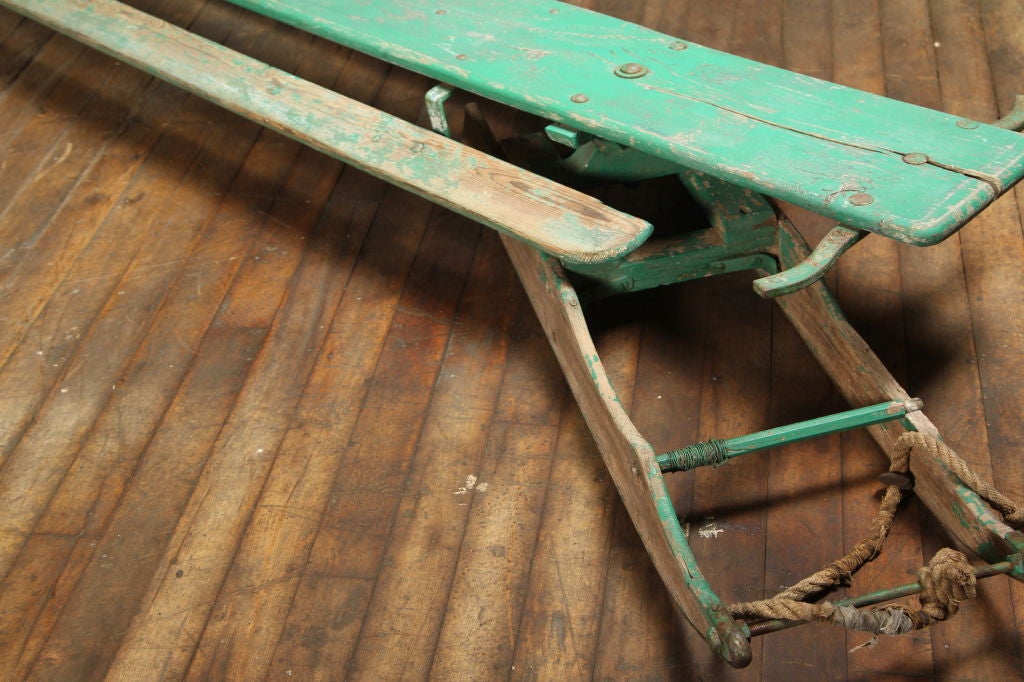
[
  {"left": 230, "top": 0, "right": 1024, "bottom": 246},
  {"left": 0, "top": 0, "right": 652, "bottom": 266}
]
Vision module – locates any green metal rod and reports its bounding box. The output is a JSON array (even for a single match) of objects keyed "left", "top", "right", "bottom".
[
  {"left": 657, "top": 398, "right": 923, "bottom": 473},
  {"left": 747, "top": 559, "right": 1016, "bottom": 637}
]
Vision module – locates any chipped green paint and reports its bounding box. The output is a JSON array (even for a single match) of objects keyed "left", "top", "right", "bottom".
[
  {"left": 229, "top": 0, "right": 1024, "bottom": 246},
  {"left": 567, "top": 171, "right": 783, "bottom": 302},
  {"left": 658, "top": 399, "right": 923, "bottom": 473},
  {"left": 3, "top": 0, "right": 651, "bottom": 267},
  {"left": 753, "top": 225, "right": 866, "bottom": 298}
]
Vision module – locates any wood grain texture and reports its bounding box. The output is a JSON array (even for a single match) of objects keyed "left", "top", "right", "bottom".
[
  {"left": 0, "top": 0, "right": 1021, "bottom": 680},
  {"left": 1, "top": 0, "right": 652, "bottom": 266},
  {"left": 225, "top": 0, "right": 1024, "bottom": 245}
]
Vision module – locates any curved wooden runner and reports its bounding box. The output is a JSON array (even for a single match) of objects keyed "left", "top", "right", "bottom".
[
  {"left": 503, "top": 212, "right": 1024, "bottom": 668},
  {"left": 501, "top": 234, "right": 752, "bottom": 667}
]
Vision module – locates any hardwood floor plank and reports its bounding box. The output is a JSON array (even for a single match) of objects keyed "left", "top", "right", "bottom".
[
  {"left": 0, "top": 10, "right": 57, "bottom": 96},
  {"left": 931, "top": 0, "right": 1024, "bottom": 676},
  {"left": 828, "top": 2, "right": 936, "bottom": 677},
  {"left": 508, "top": 316, "right": 639, "bottom": 679},
  {"left": 187, "top": 185, "right": 480, "bottom": 680},
  {"left": 258, "top": 187, "right": 435, "bottom": 677},
  {"left": 343, "top": 232, "right": 519, "bottom": 679},
  {"left": 25, "top": 325, "right": 268, "bottom": 680},
  {"left": 0, "top": 54, "right": 197, "bottom": 372},
  {"left": 427, "top": 299, "right": 567, "bottom": 680},
  {"left": 0, "top": 117, "right": 262, "bottom": 575}
]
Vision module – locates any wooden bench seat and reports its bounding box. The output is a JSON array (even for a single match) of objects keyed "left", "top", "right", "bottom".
[
  {"left": 2, "top": 0, "right": 652, "bottom": 266},
  {"left": 229, "top": 0, "right": 1024, "bottom": 246}
]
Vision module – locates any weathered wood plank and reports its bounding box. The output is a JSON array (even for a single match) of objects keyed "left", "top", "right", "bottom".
[
  {"left": 828, "top": 2, "right": 934, "bottom": 677},
  {"left": 228, "top": 0, "right": 1024, "bottom": 245},
  {"left": 0, "top": 0, "right": 214, "bottom": 374},
  {"left": 427, "top": 294, "right": 568, "bottom": 679},
  {"left": 341, "top": 230, "right": 520, "bottom": 679},
  {"left": 2, "top": 0, "right": 651, "bottom": 265},
  {"left": 930, "top": 1, "right": 1024, "bottom": 677}
]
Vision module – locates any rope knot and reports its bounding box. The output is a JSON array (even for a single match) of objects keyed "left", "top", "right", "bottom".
[{"left": 914, "top": 548, "right": 977, "bottom": 625}]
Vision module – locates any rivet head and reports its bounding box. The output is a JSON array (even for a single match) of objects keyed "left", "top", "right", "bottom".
[
  {"left": 956, "top": 119, "right": 979, "bottom": 129},
  {"left": 849, "top": 192, "right": 875, "bottom": 206},
  {"left": 570, "top": 93, "right": 589, "bottom": 104},
  {"left": 670, "top": 41, "right": 688, "bottom": 51},
  {"left": 902, "top": 152, "right": 929, "bottom": 165},
  {"left": 435, "top": 9, "right": 447, "bottom": 14},
  {"left": 614, "top": 62, "right": 649, "bottom": 79},
  {"left": 456, "top": 54, "right": 468, "bottom": 60}
]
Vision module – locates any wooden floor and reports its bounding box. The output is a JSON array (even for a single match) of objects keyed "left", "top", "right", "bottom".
[{"left": 0, "top": 0, "right": 1022, "bottom": 679}]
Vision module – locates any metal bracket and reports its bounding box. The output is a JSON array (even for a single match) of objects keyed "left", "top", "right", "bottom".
[{"left": 425, "top": 83, "right": 454, "bottom": 137}]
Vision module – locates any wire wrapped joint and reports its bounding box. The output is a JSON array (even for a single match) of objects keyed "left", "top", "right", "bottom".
[{"left": 659, "top": 439, "right": 729, "bottom": 472}]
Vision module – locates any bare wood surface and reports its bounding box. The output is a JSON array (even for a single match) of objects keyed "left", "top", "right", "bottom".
[{"left": 0, "top": 0, "right": 1021, "bottom": 680}]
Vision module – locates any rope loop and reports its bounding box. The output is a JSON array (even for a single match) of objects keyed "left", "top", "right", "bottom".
[
  {"left": 895, "top": 432, "right": 1023, "bottom": 529},
  {"left": 727, "top": 430, "right": 1019, "bottom": 639}
]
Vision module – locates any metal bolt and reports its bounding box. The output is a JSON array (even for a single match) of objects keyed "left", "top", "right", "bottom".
[
  {"left": 614, "top": 62, "right": 649, "bottom": 79},
  {"left": 570, "top": 93, "right": 589, "bottom": 104},
  {"left": 435, "top": 8, "right": 446, "bottom": 14},
  {"left": 879, "top": 471, "right": 915, "bottom": 490},
  {"left": 456, "top": 54, "right": 468, "bottom": 60},
  {"left": 849, "top": 192, "right": 875, "bottom": 206},
  {"left": 902, "top": 152, "right": 929, "bottom": 165},
  {"left": 956, "top": 119, "right": 979, "bottom": 129},
  {"left": 670, "top": 41, "right": 688, "bottom": 51}
]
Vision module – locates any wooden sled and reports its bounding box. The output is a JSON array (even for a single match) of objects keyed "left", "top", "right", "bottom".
[{"left": 5, "top": 0, "right": 1023, "bottom": 669}]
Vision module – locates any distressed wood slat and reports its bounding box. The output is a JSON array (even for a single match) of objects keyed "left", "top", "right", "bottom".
[
  {"left": 229, "top": 0, "right": 1024, "bottom": 246},
  {"left": 0, "top": 0, "right": 651, "bottom": 265}
]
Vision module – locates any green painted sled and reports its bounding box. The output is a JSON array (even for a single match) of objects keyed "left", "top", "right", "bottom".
[{"left": 5, "top": 0, "right": 1023, "bottom": 668}]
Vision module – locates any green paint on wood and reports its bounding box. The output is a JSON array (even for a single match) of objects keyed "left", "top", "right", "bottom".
[
  {"left": 1, "top": 0, "right": 652, "bottom": 266},
  {"left": 228, "top": 0, "right": 1024, "bottom": 246}
]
